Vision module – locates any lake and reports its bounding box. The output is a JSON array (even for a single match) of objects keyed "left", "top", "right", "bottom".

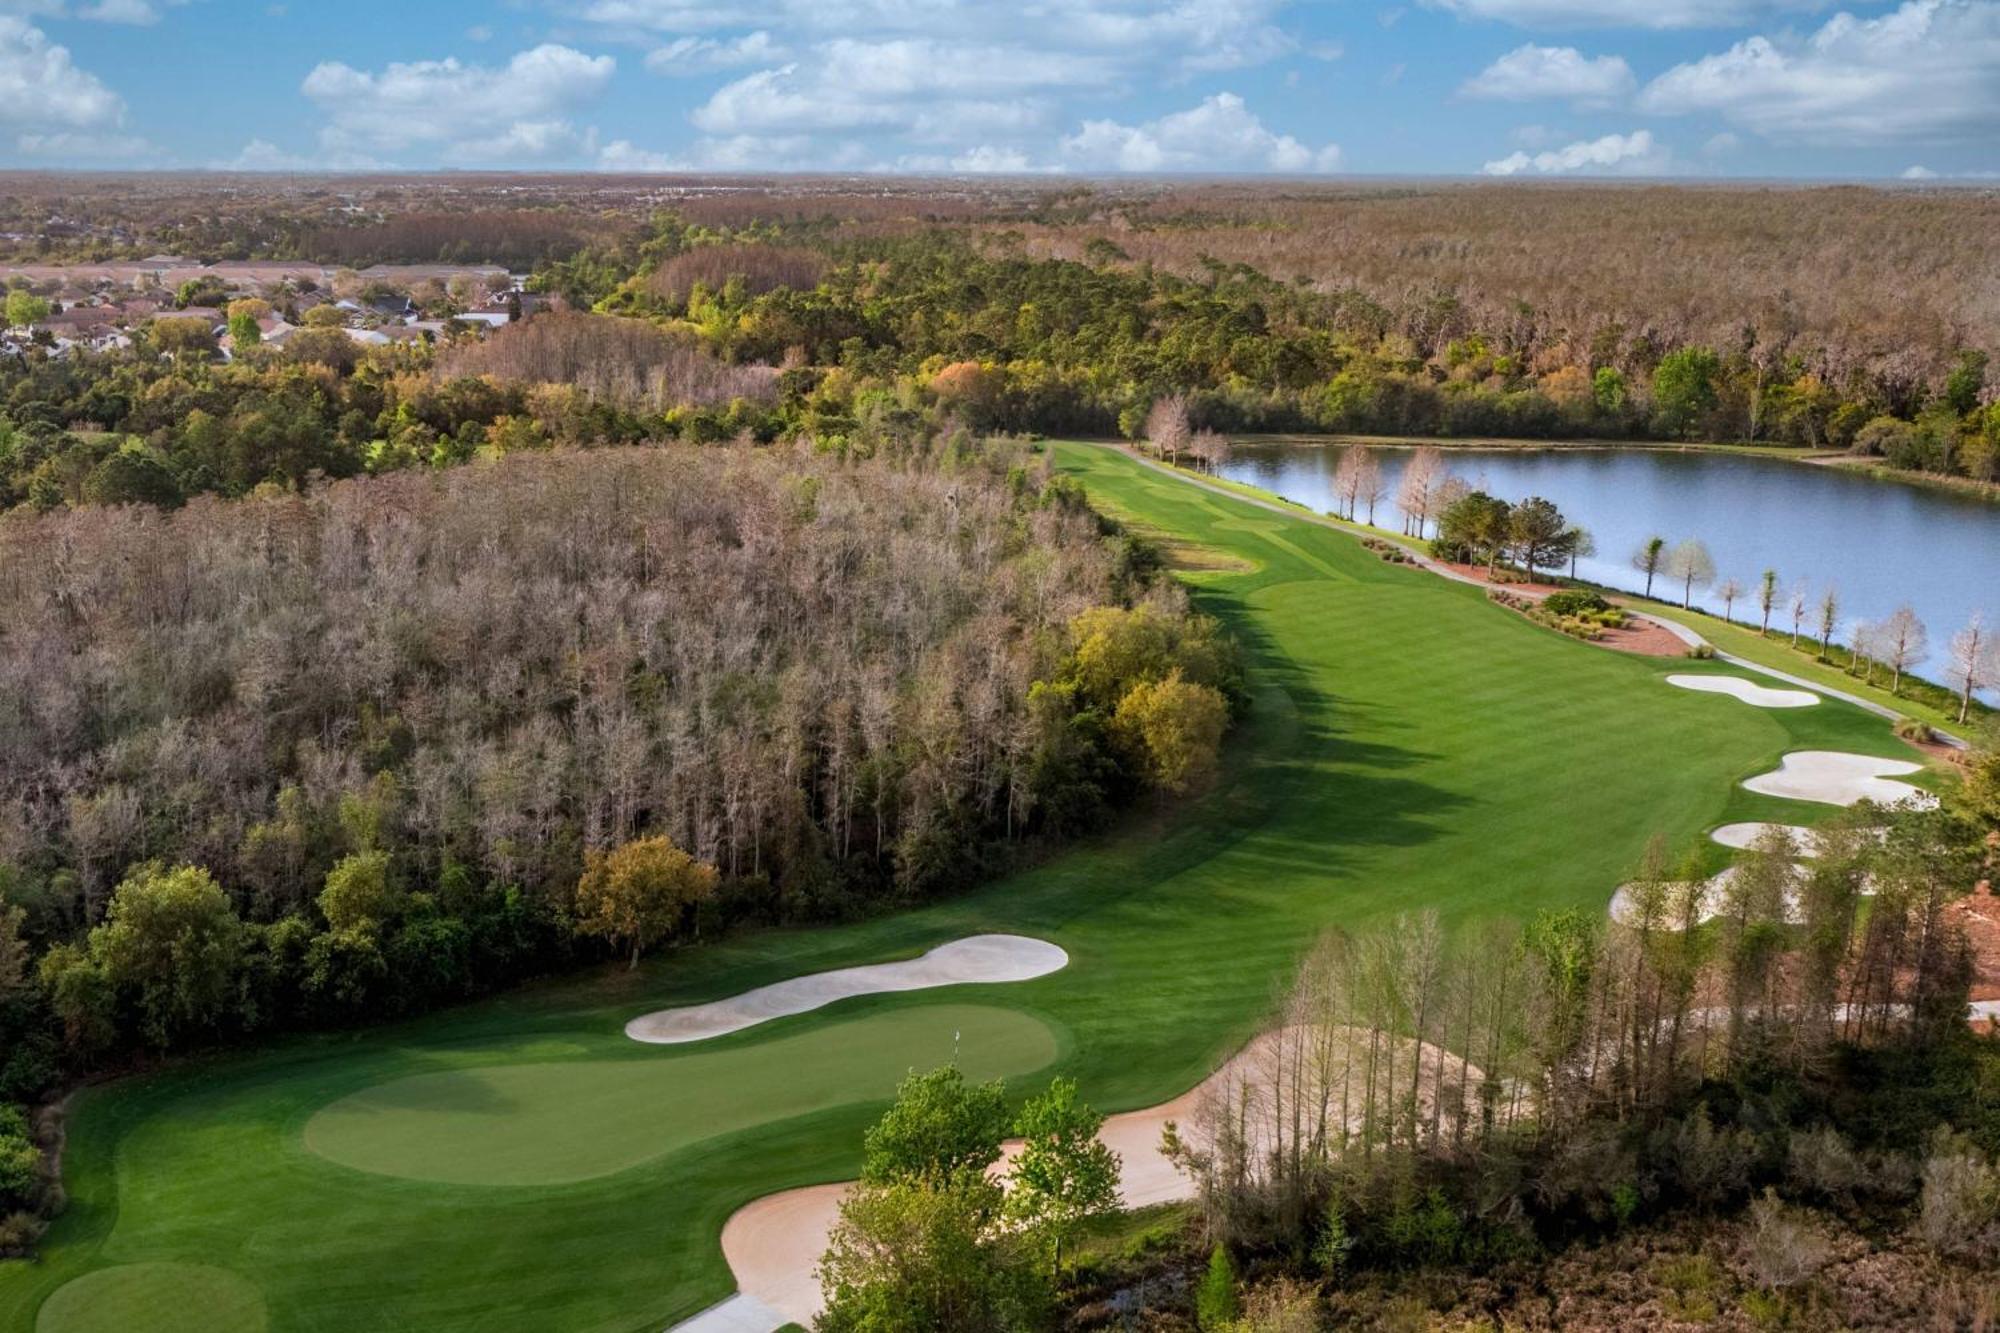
[{"left": 1215, "top": 441, "right": 2000, "bottom": 688}]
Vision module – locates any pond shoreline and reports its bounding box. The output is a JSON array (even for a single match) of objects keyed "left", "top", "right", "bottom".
[{"left": 1240, "top": 432, "right": 2000, "bottom": 502}]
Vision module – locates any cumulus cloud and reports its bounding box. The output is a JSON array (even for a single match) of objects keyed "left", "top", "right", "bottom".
[
  {"left": 644, "top": 30, "right": 785, "bottom": 72},
  {"left": 1481, "top": 127, "right": 1666, "bottom": 173},
  {"left": 689, "top": 39, "right": 1107, "bottom": 142},
  {"left": 1638, "top": 0, "right": 2000, "bottom": 145},
  {"left": 1424, "top": 0, "right": 1825, "bottom": 30},
  {"left": 1461, "top": 44, "right": 1634, "bottom": 102},
  {"left": 15, "top": 128, "right": 144, "bottom": 156},
  {"left": 301, "top": 43, "right": 615, "bottom": 162},
  {"left": 574, "top": 0, "right": 1298, "bottom": 71},
  {"left": 573, "top": 0, "right": 1315, "bottom": 167},
  {"left": 1060, "top": 92, "right": 1341, "bottom": 173},
  {"left": 0, "top": 15, "right": 124, "bottom": 132}
]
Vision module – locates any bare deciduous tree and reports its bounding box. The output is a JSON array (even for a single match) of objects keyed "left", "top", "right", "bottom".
[
  {"left": 1947, "top": 613, "right": 1999, "bottom": 724},
  {"left": 1876, "top": 606, "right": 1929, "bottom": 696},
  {"left": 1145, "top": 395, "right": 1192, "bottom": 465},
  {"left": 1665, "top": 539, "right": 1716, "bottom": 610}
]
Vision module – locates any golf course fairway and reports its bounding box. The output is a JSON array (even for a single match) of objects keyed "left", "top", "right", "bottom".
[{"left": 0, "top": 441, "right": 1934, "bottom": 1333}]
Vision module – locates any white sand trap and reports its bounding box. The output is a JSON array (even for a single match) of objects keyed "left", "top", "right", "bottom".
[
  {"left": 710, "top": 1026, "right": 1482, "bottom": 1329},
  {"left": 1609, "top": 866, "right": 1808, "bottom": 927},
  {"left": 1711, "top": 822, "right": 1824, "bottom": 855},
  {"left": 1741, "top": 751, "right": 1936, "bottom": 809},
  {"left": 626, "top": 934, "right": 1068, "bottom": 1045},
  {"left": 1666, "top": 674, "right": 1819, "bottom": 708}
]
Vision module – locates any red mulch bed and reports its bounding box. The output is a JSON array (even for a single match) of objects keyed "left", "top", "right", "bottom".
[
  {"left": 1596, "top": 618, "right": 1692, "bottom": 658},
  {"left": 1437, "top": 561, "right": 1567, "bottom": 598}
]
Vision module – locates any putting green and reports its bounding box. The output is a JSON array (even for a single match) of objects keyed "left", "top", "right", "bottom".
[
  {"left": 304, "top": 1004, "right": 1059, "bottom": 1186},
  {"left": 36, "top": 1263, "right": 264, "bottom": 1333}
]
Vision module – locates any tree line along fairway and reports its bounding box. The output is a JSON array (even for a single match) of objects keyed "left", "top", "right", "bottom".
[{"left": 0, "top": 441, "right": 1931, "bottom": 1333}]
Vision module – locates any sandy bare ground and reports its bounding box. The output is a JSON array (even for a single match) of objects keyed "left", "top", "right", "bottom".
[
  {"left": 1741, "top": 751, "right": 1936, "bottom": 808},
  {"left": 626, "top": 935, "right": 1068, "bottom": 1044},
  {"left": 1666, "top": 674, "right": 1819, "bottom": 708},
  {"left": 704, "top": 1027, "right": 1483, "bottom": 1330}
]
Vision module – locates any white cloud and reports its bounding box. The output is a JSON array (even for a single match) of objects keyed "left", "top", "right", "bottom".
[
  {"left": 300, "top": 43, "right": 615, "bottom": 163},
  {"left": 645, "top": 30, "right": 784, "bottom": 72},
  {"left": 556, "top": 1, "right": 1321, "bottom": 171},
  {"left": 1901, "top": 163, "right": 1938, "bottom": 177},
  {"left": 1425, "top": 0, "right": 1825, "bottom": 31},
  {"left": 76, "top": 0, "right": 172, "bottom": 21},
  {"left": 576, "top": 0, "right": 1298, "bottom": 71},
  {"left": 689, "top": 39, "right": 1106, "bottom": 140},
  {"left": 598, "top": 131, "right": 866, "bottom": 172},
  {"left": 15, "top": 128, "right": 144, "bottom": 156},
  {"left": 1481, "top": 127, "right": 1666, "bottom": 173},
  {"left": 1461, "top": 44, "right": 1634, "bottom": 103},
  {"left": 1638, "top": 0, "right": 2000, "bottom": 145},
  {"left": 0, "top": 15, "right": 123, "bottom": 131},
  {"left": 211, "top": 137, "right": 382, "bottom": 172},
  {"left": 1060, "top": 92, "right": 1341, "bottom": 173},
  {"left": 0, "top": 0, "right": 182, "bottom": 21},
  {"left": 888, "top": 144, "right": 1064, "bottom": 173}
]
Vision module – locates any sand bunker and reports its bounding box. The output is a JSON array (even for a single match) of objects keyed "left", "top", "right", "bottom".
[
  {"left": 627, "top": 934, "right": 1068, "bottom": 1044},
  {"left": 1741, "top": 751, "right": 1935, "bottom": 808},
  {"left": 706, "top": 1026, "right": 1482, "bottom": 1330},
  {"left": 1710, "top": 822, "right": 1823, "bottom": 855},
  {"left": 1666, "top": 674, "right": 1819, "bottom": 708},
  {"left": 1608, "top": 866, "right": 1811, "bottom": 928}
]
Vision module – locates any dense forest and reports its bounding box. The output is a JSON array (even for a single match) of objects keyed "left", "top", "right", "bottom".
[
  {"left": 0, "top": 433, "right": 1237, "bottom": 1123},
  {"left": 7, "top": 185, "right": 1999, "bottom": 507}
]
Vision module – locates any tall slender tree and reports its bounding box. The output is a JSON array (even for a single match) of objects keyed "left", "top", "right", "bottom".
[
  {"left": 1758, "top": 569, "right": 1780, "bottom": 636},
  {"left": 1631, "top": 535, "right": 1667, "bottom": 599}
]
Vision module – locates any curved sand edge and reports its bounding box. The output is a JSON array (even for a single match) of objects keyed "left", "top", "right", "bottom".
[
  {"left": 1740, "top": 751, "right": 1936, "bottom": 809},
  {"left": 1666, "top": 673, "right": 1819, "bottom": 708},
  {"left": 1608, "top": 866, "right": 1820, "bottom": 928},
  {"left": 707, "top": 1026, "right": 1480, "bottom": 1330},
  {"left": 627, "top": 934, "right": 1069, "bottom": 1044},
  {"left": 1711, "top": 821, "right": 1822, "bottom": 854}
]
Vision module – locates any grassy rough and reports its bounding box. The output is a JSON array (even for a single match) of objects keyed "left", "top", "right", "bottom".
[{"left": 0, "top": 441, "right": 1922, "bottom": 1333}]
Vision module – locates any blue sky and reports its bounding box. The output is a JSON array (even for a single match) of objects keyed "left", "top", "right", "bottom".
[{"left": 0, "top": 0, "right": 1994, "bottom": 178}]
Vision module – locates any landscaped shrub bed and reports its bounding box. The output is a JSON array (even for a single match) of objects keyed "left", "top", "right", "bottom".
[
  {"left": 1359, "top": 537, "right": 1415, "bottom": 564},
  {"left": 1490, "top": 588, "right": 1630, "bottom": 641}
]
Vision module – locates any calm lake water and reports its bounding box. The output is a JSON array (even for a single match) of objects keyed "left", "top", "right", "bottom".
[{"left": 1216, "top": 441, "right": 2000, "bottom": 687}]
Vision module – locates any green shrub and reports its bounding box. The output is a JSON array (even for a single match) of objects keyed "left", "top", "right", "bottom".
[
  {"left": 1893, "top": 717, "right": 1933, "bottom": 744},
  {"left": 1195, "top": 1243, "right": 1240, "bottom": 1330},
  {"left": 1542, "top": 589, "right": 1609, "bottom": 617},
  {"left": 1686, "top": 643, "right": 1717, "bottom": 660}
]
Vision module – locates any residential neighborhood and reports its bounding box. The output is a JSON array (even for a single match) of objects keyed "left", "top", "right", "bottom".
[{"left": 1, "top": 259, "right": 536, "bottom": 360}]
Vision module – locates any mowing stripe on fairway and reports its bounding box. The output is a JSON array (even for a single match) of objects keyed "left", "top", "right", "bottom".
[{"left": 304, "top": 1004, "right": 1060, "bottom": 1186}]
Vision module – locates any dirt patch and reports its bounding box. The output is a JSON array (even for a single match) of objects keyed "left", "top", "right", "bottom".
[{"left": 1945, "top": 890, "right": 2000, "bottom": 1003}]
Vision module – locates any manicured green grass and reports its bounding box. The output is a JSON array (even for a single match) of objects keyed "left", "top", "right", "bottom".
[
  {"left": 304, "top": 1004, "right": 1059, "bottom": 1186},
  {"left": 1636, "top": 603, "right": 1991, "bottom": 737},
  {"left": 34, "top": 1263, "right": 265, "bottom": 1333},
  {"left": 0, "top": 441, "right": 1915, "bottom": 1333}
]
